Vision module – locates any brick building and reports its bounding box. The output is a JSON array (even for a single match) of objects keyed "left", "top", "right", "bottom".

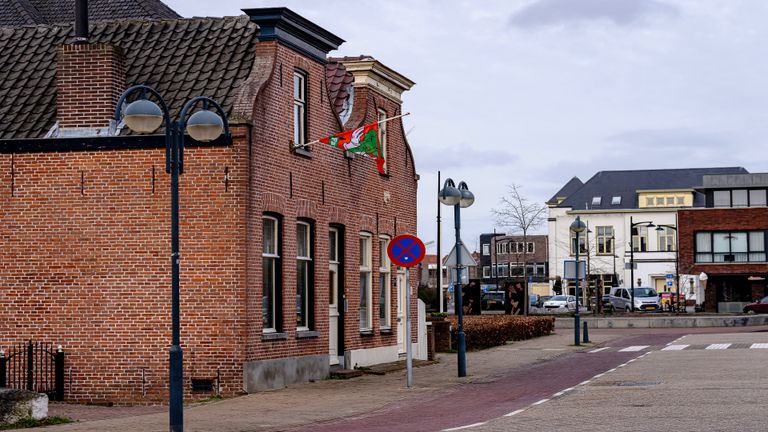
[
  {"left": 478, "top": 233, "right": 549, "bottom": 288},
  {"left": 678, "top": 173, "right": 768, "bottom": 313},
  {"left": 0, "top": 2, "right": 419, "bottom": 404}
]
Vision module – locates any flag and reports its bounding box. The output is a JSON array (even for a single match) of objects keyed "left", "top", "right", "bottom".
[{"left": 320, "top": 122, "right": 385, "bottom": 174}]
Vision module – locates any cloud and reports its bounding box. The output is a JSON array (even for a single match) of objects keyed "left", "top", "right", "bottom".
[
  {"left": 509, "top": 0, "right": 679, "bottom": 28},
  {"left": 415, "top": 145, "right": 519, "bottom": 171}
]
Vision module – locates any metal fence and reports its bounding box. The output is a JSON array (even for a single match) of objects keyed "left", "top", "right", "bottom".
[{"left": 0, "top": 340, "right": 65, "bottom": 401}]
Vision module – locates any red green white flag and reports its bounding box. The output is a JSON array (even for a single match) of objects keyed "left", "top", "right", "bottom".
[{"left": 320, "top": 122, "right": 385, "bottom": 174}]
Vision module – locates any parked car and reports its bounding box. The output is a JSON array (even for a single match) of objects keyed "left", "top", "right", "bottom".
[
  {"left": 481, "top": 291, "right": 505, "bottom": 311},
  {"left": 743, "top": 296, "right": 768, "bottom": 314},
  {"left": 609, "top": 287, "right": 660, "bottom": 312},
  {"left": 543, "top": 295, "right": 576, "bottom": 310},
  {"left": 530, "top": 293, "right": 541, "bottom": 308},
  {"left": 539, "top": 295, "right": 553, "bottom": 308}
]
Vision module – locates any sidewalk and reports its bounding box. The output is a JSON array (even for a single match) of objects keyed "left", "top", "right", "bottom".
[{"left": 44, "top": 330, "right": 618, "bottom": 432}]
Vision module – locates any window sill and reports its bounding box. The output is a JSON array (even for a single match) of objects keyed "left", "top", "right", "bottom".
[
  {"left": 379, "top": 328, "right": 393, "bottom": 335},
  {"left": 296, "top": 330, "right": 320, "bottom": 339},
  {"left": 293, "top": 147, "right": 313, "bottom": 159},
  {"left": 262, "top": 332, "right": 288, "bottom": 341},
  {"left": 359, "top": 329, "right": 375, "bottom": 336}
]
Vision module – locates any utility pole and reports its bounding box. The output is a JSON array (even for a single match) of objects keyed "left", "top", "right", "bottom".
[{"left": 437, "top": 171, "right": 443, "bottom": 312}]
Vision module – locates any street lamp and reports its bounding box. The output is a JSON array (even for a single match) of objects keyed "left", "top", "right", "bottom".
[
  {"left": 569, "top": 216, "right": 586, "bottom": 346},
  {"left": 629, "top": 216, "right": 655, "bottom": 313},
  {"left": 115, "top": 85, "right": 228, "bottom": 432},
  {"left": 610, "top": 235, "right": 618, "bottom": 287},
  {"left": 439, "top": 178, "right": 474, "bottom": 377},
  {"left": 655, "top": 224, "right": 679, "bottom": 312}
]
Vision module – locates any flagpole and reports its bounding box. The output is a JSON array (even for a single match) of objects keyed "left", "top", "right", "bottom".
[{"left": 293, "top": 112, "right": 411, "bottom": 149}]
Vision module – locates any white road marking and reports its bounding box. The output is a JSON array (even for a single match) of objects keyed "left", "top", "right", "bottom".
[
  {"left": 532, "top": 398, "right": 549, "bottom": 406},
  {"left": 662, "top": 344, "right": 689, "bottom": 351},
  {"left": 750, "top": 343, "right": 768, "bottom": 349},
  {"left": 588, "top": 347, "right": 609, "bottom": 353},
  {"left": 578, "top": 380, "right": 591, "bottom": 386},
  {"left": 562, "top": 387, "right": 575, "bottom": 393},
  {"left": 592, "top": 373, "right": 605, "bottom": 379},
  {"left": 504, "top": 409, "right": 526, "bottom": 417},
  {"left": 619, "top": 345, "right": 649, "bottom": 352},
  {"left": 705, "top": 344, "right": 731, "bottom": 350},
  {"left": 443, "top": 422, "right": 488, "bottom": 431}
]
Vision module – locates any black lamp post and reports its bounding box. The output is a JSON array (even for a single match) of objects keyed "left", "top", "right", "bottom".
[
  {"left": 611, "top": 235, "right": 618, "bottom": 287},
  {"left": 115, "top": 85, "right": 229, "bottom": 432},
  {"left": 439, "top": 178, "right": 474, "bottom": 377},
  {"left": 629, "top": 216, "right": 655, "bottom": 313},
  {"left": 569, "top": 216, "right": 586, "bottom": 346},
  {"left": 655, "top": 224, "right": 679, "bottom": 312}
]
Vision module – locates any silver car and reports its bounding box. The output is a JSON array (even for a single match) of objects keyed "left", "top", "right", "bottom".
[
  {"left": 543, "top": 295, "right": 576, "bottom": 310},
  {"left": 609, "top": 287, "right": 660, "bottom": 312}
]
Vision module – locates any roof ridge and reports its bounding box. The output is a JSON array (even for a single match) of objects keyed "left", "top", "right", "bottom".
[
  {"left": 593, "top": 166, "right": 745, "bottom": 175},
  {"left": 1, "top": 14, "right": 248, "bottom": 31}
]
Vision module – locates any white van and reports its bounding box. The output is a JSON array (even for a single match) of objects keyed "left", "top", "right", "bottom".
[{"left": 608, "top": 287, "right": 660, "bottom": 312}]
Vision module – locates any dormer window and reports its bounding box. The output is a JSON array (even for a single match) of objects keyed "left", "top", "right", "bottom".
[
  {"left": 611, "top": 196, "right": 621, "bottom": 205},
  {"left": 591, "top": 196, "right": 602, "bottom": 206}
]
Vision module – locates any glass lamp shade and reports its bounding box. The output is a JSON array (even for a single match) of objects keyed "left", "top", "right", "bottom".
[
  {"left": 457, "top": 181, "right": 474, "bottom": 208},
  {"left": 570, "top": 217, "right": 587, "bottom": 233},
  {"left": 186, "top": 109, "right": 224, "bottom": 142},
  {"left": 439, "top": 179, "right": 461, "bottom": 206},
  {"left": 123, "top": 99, "right": 164, "bottom": 133}
]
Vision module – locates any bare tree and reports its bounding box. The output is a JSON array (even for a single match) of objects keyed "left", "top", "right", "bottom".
[{"left": 491, "top": 184, "right": 547, "bottom": 313}]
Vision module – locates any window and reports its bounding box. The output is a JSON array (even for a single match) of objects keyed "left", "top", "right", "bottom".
[
  {"left": 713, "top": 190, "right": 730, "bottom": 207},
  {"left": 695, "top": 231, "right": 766, "bottom": 263},
  {"left": 377, "top": 109, "right": 388, "bottom": 173},
  {"left": 645, "top": 197, "right": 654, "bottom": 206},
  {"left": 482, "top": 244, "right": 490, "bottom": 256},
  {"left": 676, "top": 196, "right": 685, "bottom": 205},
  {"left": 263, "top": 216, "right": 282, "bottom": 332},
  {"left": 631, "top": 226, "right": 648, "bottom": 252},
  {"left": 498, "top": 264, "right": 509, "bottom": 277},
  {"left": 733, "top": 189, "right": 748, "bottom": 207},
  {"left": 596, "top": 226, "right": 614, "bottom": 255},
  {"left": 293, "top": 70, "right": 307, "bottom": 147},
  {"left": 482, "top": 266, "right": 490, "bottom": 278},
  {"left": 570, "top": 232, "right": 586, "bottom": 255},
  {"left": 359, "top": 233, "right": 373, "bottom": 331},
  {"left": 750, "top": 190, "right": 767, "bottom": 206},
  {"left": 329, "top": 228, "right": 340, "bottom": 307},
  {"left": 527, "top": 242, "right": 535, "bottom": 253},
  {"left": 296, "top": 221, "right": 313, "bottom": 330},
  {"left": 379, "top": 236, "right": 391, "bottom": 329},
  {"left": 666, "top": 197, "right": 675, "bottom": 205},
  {"left": 511, "top": 263, "right": 523, "bottom": 276},
  {"left": 611, "top": 196, "right": 621, "bottom": 205},
  {"left": 655, "top": 197, "right": 664, "bottom": 206},
  {"left": 657, "top": 226, "right": 676, "bottom": 251},
  {"left": 591, "top": 196, "right": 602, "bottom": 206},
  {"left": 496, "top": 242, "right": 506, "bottom": 254}
]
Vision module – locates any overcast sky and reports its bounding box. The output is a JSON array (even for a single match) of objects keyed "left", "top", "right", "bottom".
[{"left": 166, "top": 0, "right": 768, "bottom": 254}]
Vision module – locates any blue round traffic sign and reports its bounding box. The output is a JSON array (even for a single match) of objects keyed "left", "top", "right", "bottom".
[{"left": 387, "top": 234, "right": 426, "bottom": 268}]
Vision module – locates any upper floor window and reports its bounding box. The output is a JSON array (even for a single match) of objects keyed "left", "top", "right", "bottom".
[
  {"left": 482, "top": 244, "right": 490, "bottom": 256},
  {"left": 714, "top": 189, "right": 768, "bottom": 208},
  {"left": 696, "top": 231, "right": 766, "bottom": 263},
  {"left": 570, "top": 232, "right": 587, "bottom": 255},
  {"left": 482, "top": 266, "right": 490, "bottom": 278},
  {"left": 293, "top": 70, "right": 307, "bottom": 147},
  {"left": 591, "top": 196, "right": 602, "bottom": 206},
  {"left": 377, "top": 109, "right": 388, "bottom": 174},
  {"left": 632, "top": 225, "right": 648, "bottom": 252},
  {"left": 496, "top": 242, "right": 506, "bottom": 254},
  {"left": 596, "top": 226, "right": 614, "bottom": 255},
  {"left": 611, "top": 196, "right": 621, "bottom": 205},
  {"left": 657, "top": 226, "right": 676, "bottom": 252}
]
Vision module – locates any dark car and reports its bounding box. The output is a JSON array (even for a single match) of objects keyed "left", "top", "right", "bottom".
[
  {"left": 743, "top": 296, "right": 768, "bottom": 314},
  {"left": 481, "top": 291, "right": 505, "bottom": 311},
  {"left": 530, "top": 293, "right": 541, "bottom": 308}
]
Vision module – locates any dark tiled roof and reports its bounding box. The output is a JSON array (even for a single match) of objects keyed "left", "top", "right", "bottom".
[
  {"left": 0, "top": 0, "right": 179, "bottom": 26},
  {"left": 0, "top": 16, "right": 258, "bottom": 139},
  {"left": 557, "top": 167, "right": 749, "bottom": 210},
  {"left": 547, "top": 176, "right": 583, "bottom": 204},
  {"left": 325, "top": 60, "right": 354, "bottom": 118}
]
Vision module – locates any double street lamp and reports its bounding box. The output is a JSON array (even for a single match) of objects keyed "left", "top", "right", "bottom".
[
  {"left": 438, "top": 178, "right": 474, "bottom": 377},
  {"left": 629, "top": 216, "right": 655, "bottom": 313},
  {"left": 569, "top": 216, "right": 586, "bottom": 346},
  {"left": 655, "top": 224, "right": 679, "bottom": 312},
  {"left": 115, "top": 85, "right": 229, "bottom": 432}
]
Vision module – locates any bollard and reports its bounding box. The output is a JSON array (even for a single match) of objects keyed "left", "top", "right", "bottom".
[{"left": 583, "top": 321, "right": 590, "bottom": 343}]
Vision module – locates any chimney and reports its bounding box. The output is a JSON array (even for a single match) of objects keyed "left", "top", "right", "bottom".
[
  {"left": 55, "top": 43, "right": 125, "bottom": 131},
  {"left": 74, "top": 0, "right": 88, "bottom": 43}
]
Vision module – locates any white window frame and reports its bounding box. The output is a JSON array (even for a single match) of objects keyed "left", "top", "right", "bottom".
[
  {"left": 377, "top": 109, "right": 388, "bottom": 173},
  {"left": 591, "top": 196, "right": 602, "bottom": 206},
  {"left": 263, "top": 216, "right": 280, "bottom": 333},
  {"left": 482, "top": 243, "right": 490, "bottom": 256},
  {"left": 657, "top": 226, "right": 676, "bottom": 252},
  {"left": 596, "top": 226, "right": 614, "bottom": 255},
  {"left": 359, "top": 233, "right": 373, "bottom": 331},
  {"left": 293, "top": 70, "right": 307, "bottom": 147},
  {"left": 296, "top": 221, "right": 312, "bottom": 331},
  {"left": 482, "top": 266, "right": 490, "bottom": 278},
  {"left": 379, "top": 236, "right": 392, "bottom": 329}
]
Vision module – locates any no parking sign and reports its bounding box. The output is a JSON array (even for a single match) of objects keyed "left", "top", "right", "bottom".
[{"left": 387, "top": 234, "right": 426, "bottom": 268}]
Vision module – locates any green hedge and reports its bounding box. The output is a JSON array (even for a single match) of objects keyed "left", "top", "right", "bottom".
[{"left": 448, "top": 315, "right": 555, "bottom": 350}]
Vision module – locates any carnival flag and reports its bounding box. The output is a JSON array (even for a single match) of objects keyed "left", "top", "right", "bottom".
[{"left": 320, "top": 122, "right": 386, "bottom": 174}]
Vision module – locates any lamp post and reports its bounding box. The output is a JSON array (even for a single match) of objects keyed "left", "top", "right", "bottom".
[
  {"left": 655, "top": 224, "right": 679, "bottom": 312},
  {"left": 115, "top": 85, "right": 228, "bottom": 432},
  {"left": 629, "top": 216, "right": 655, "bottom": 313},
  {"left": 611, "top": 235, "right": 618, "bottom": 287},
  {"left": 439, "top": 178, "right": 474, "bottom": 377},
  {"left": 569, "top": 216, "right": 586, "bottom": 346}
]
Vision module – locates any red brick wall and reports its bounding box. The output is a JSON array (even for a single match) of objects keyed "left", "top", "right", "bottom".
[
  {"left": 56, "top": 44, "right": 126, "bottom": 129},
  {"left": 246, "top": 41, "right": 418, "bottom": 362},
  {"left": 0, "top": 126, "right": 250, "bottom": 404}
]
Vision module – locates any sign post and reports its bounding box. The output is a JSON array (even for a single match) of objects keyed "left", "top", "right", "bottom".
[{"left": 387, "top": 234, "right": 426, "bottom": 389}]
